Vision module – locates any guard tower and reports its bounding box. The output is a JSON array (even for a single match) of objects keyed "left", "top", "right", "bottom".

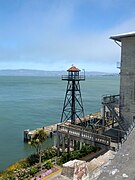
[
  {"left": 110, "top": 32, "right": 135, "bottom": 128},
  {"left": 61, "top": 66, "right": 85, "bottom": 125}
]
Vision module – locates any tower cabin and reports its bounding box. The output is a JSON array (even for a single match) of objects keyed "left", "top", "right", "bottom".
[{"left": 110, "top": 32, "right": 135, "bottom": 127}]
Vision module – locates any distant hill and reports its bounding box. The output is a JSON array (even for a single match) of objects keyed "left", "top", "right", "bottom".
[
  {"left": 85, "top": 71, "right": 118, "bottom": 76},
  {"left": 0, "top": 69, "right": 64, "bottom": 76},
  {"left": 0, "top": 69, "right": 118, "bottom": 77}
]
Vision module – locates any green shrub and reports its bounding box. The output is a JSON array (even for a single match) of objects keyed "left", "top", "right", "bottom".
[
  {"left": 61, "top": 152, "right": 69, "bottom": 163},
  {"left": 56, "top": 158, "right": 63, "bottom": 166},
  {"left": 29, "top": 167, "right": 38, "bottom": 176},
  {"left": 42, "top": 149, "right": 50, "bottom": 161},
  {"left": 80, "top": 145, "right": 97, "bottom": 155},
  {"left": 0, "top": 171, "right": 16, "bottom": 180},
  {"left": 19, "top": 159, "right": 30, "bottom": 168},
  {"left": 7, "top": 159, "right": 29, "bottom": 172},
  {"left": 56, "top": 145, "right": 98, "bottom": 166},
  {"left": 49, "top": 147, "right": 57, "bottom": 157},
  {"left": 43, "top": 161, "right": 53, "bottom": 170},
  {"left": 42, "top": 147, "right": 57, "bottom": 162},
  {"left": 27, "top": 154, "right": 39, "bottom": 166},
  {"left": 70, "top": 150, "right": 81, "bottom": 160}
]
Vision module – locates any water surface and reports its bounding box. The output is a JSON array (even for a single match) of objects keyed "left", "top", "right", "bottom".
[{"left": 0, "top": 75, "right": 119, "bottom": 171}]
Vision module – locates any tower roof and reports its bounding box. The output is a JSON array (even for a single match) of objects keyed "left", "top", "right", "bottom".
[
  {"left": 67, "top": 66, "right": 80, "bottom": 72},
  {"left": 110, "top": 31, "right": 135, "bottom": 42}
]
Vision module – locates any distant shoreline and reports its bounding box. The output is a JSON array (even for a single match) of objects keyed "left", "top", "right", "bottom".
[{"left": 0, "top": 69, "right": 118, "bottom": 77}]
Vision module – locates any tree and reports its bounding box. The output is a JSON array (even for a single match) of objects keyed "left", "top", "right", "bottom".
[{"left": 28, "top": 129, "right": 48, "bottom": 168}]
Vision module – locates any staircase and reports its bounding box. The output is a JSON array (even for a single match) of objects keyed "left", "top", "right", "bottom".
[{"left": 102, "top": 95, "right": 128, "bottom": 132}]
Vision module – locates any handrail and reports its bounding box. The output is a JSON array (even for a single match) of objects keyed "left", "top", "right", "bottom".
[
  {"left": 57, "top": 124, "right": 111, "bottom": 146},
  {"left": 62, "top": 75, "right": 85, "bottom": 80},
  {"left": 102, "top": 94, "right": 120, "bottom": 104}
]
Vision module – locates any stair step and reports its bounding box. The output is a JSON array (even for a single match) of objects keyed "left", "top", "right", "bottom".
[{"left": 105, "top": 103, "right": 127, "bottom": 131}]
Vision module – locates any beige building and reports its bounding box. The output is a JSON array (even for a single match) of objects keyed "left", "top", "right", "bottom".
[{"left": 110, "top": 32, "right": 135, "bottom": 126}]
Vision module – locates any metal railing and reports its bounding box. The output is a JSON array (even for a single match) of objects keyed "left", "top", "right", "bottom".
[
  {"left": 57, "top": 124, "right": 111, "bottom": 146},
  {"left": 62, "top": 75, "right": 85, "bottom": 81},
  {"left": 102, "top": 94, "right": 120, "bottom": 104}
]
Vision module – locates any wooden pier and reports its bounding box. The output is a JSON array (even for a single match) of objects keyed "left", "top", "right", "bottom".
[
  {"left": 24, "top": 123, "right": 58, "bottom": 142},
  {"left": 23, "top": 110, "right": 132, "bottom": 153}
]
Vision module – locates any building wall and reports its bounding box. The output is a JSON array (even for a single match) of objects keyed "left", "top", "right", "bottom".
[{"left": 120, "top": 36, "right": 135, "bottom": 125}]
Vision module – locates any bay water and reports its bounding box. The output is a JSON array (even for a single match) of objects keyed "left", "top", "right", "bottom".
[{"left": 0, "top": 75, "right": 119, "bottom": 171}]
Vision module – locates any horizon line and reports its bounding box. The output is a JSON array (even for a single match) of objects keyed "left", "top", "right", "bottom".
[{"left": 0, "top": 68, "right": 118, "bottom": 73}]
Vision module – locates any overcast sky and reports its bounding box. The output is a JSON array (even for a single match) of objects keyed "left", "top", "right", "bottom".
[{"left": 0, "top": 0, "right": 135, "bottom": 72}]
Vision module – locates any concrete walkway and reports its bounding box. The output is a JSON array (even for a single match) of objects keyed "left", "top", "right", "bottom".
[{"left": 42, "top": 168, "right": 62, "bottom": 180}]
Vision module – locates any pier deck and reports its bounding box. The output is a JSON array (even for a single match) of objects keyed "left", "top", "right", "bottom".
[{"left": 24, "top": 112, "right": 101, "bottom": 142}]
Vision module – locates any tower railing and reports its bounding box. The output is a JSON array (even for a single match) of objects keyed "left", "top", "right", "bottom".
[{"left": 62, "top": 75, "right": 85, "bottom": 81}]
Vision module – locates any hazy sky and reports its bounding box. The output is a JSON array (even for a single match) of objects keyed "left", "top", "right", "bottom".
[{"left": 0, "top": 0, "right": 135, "bottom": 72}]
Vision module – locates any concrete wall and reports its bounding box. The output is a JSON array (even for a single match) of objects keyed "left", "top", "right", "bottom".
[
  {"left": 61, "top": 160, "right": 89, "bottom": 180},
  {"left": 120, "top": 36, "right": 135, "bottom": 125}
]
